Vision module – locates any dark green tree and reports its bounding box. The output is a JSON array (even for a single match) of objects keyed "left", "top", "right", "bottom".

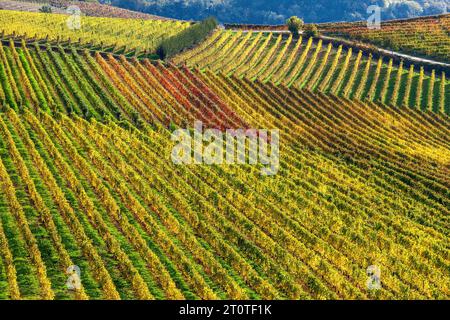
[
  {"left": 157, "top": 17, "right": 218, "bottom": 59},
  {"left": 286, "top": 16, "right": 304, "bottom": 38},
  {"left": 39, "top": 5, "right": 53, "bottom": 13}
]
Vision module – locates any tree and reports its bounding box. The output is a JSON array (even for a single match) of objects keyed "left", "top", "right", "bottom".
[
  {"left": 304, "top": 24, "right": 319, "bottom": 38},
  {"left": 39, "top": 5, "right": 53, "bottom": 13},
  {"left": 286, "top": 16, "right": 304, "bottom": 38},
  {"left": 157, "top": 17, "right": 218, "bottom": 59}
]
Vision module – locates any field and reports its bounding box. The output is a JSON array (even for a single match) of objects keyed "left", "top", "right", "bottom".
[
  {"left": 319, "top": 14, "right": 450, "bottom": 63},
  {"left": 174, "top": 31, "right": 449, "bottom": 113},
  {"left": 0, "top": 85, "right": 448, "bottom": 300},
  {"left": 0, "top": 3, "right": 449, "bottom": 301},
  {"left": 0, "top": 41, "right": 243, "bottom": 128},
  {"left": 0, "top": 10, "right": 190, "bottom": 55}
]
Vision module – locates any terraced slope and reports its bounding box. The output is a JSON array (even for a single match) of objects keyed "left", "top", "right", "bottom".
[
  {"left": 173, "top": 31, "right": 449, "bottom": 113},
  {"left": 0, "top": 40, "right": 244, "bottom": 130},
  {"left": 1, "top": 88, "right": 449, "bottom": 299},
  {"left": 0, "top": 10, "right": 190, "bottom": 55},
  {"left": 319, "top": 14, "right": 450, "bottom": 63},
  {"left": 0, "top": 36, "right": 448, "bottom": 301}
]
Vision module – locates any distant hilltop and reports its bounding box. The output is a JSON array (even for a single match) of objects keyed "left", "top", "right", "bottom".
[{"left": 103, "top": 0, "right": 449, "bottom": 24}]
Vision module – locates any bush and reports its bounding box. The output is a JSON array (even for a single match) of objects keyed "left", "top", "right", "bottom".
[
  {"left": 39, "top": 5, "right": 53, "bottom": 13},
  {"left": 157, "top": 17, "right": 218, "bottom": 59},
  {"left": 303, "top": 24, "right": 319, "bottom": 38},
  {"left": 286, "top": 16, "right": 304, "bottom": 38},
  {"left": 304, "top": 24, "right": 319, "bottom": 38}
]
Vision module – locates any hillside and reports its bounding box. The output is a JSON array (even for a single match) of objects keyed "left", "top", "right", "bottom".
[
  {"left": 3, "top": 104, "right": 450, "bottom": 299},
  {"left": 0, "top": 10, "right": 190, "bottom": 56},
  {"left": 0, "top": 0, "right": 169, "bottom": 20},
  {"left": 0, "top": 1, "right": 449, "bottom": 302},
  {"left": 0, "top": 62, "right": 448, "bottom": 299},
  {"left": 174, "top": 31, "right": 449, "bottom": 113},
  {"left": 0, "top": 0, "right": 66, "bottom": 14},
  {"left": 106, "top": 0, "right": 449, "bottom": 24},
  {"left": 320, "top": 14, "right": 450, "bottom": 64}
]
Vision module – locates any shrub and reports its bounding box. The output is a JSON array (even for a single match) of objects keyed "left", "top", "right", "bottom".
[{"left": 304, "top": 24, "right": 319, "bottom": 38}]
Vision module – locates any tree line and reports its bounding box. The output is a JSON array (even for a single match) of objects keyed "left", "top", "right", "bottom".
[{"left": 157, "top": 17, "right": 218, "bottom": 59}]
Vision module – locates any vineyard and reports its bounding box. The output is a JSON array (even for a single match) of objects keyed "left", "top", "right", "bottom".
[
  {"left": 0, "top": 40, "right": 245, "bottom": 129},
  {"left": 0, "top": 10, "right": 190, "bottom": 55},
  {"left": 0, "top": 2, "right": 449, "bottom": 301},
  {"left": 173, "top": 31, "right": 449, "bottom": 113},
  {"left": 319, "top": 14, "right": 450, "bottom": 63},
  {"left": 0, "top": 84, "right": 449, "bottom": 299}
]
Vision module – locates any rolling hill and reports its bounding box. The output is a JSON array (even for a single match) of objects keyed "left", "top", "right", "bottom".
[
  {"left": 106, "top": 0, "right": 449, "bottom": 24},
  {"left": 0, "top": 0, "right": 169, "bottom": 20},
  {"left": 320, "top": 14, "right": 450, "bottom": 63},
  {"left": 0, "top": 2, "right": 448, "bottom": 301},
  {"left": 173, "top": 30, "right": 449, "bottom": 113},
  {"left": 0, "top": 10, "right": 190, "bottom": 57}
]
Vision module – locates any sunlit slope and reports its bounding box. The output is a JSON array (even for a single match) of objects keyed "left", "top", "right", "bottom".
[
  {"left": 0, "top": 84, "right": 449, "bottom": 299},
  {"left": 0, "top": 38, "right": 448, "bottom": 300},
  {"left": 319, "top": 14, "right": 450, "bottom": 63},
  {"left": 0, "top": 10, "right": 190, "bottom": 54},
  {"left": 0, "top": 40, "right": 245, "bottom": 129},
  {"left": 173, "top": 31, "right": 449, "bottom": 114}
]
